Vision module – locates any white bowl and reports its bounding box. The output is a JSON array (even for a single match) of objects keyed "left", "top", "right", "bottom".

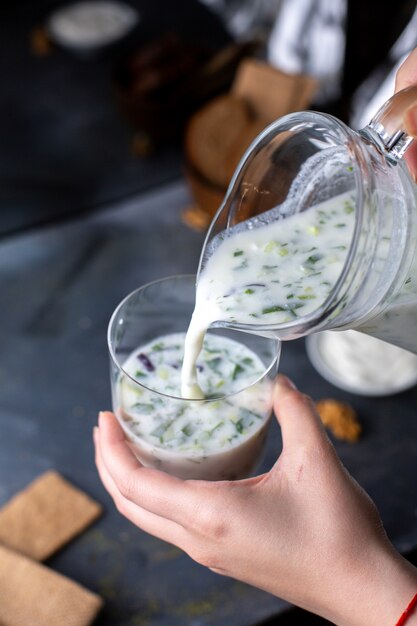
[
  {"left": 306, "top": 330, "right": 417, "bottom": 396},
  {"left": 47, "top": 1, "right": 139, "bottom": 52}
]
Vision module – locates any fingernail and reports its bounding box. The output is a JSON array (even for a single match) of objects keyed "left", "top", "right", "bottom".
[
  {"left": 92, "top": 426, "right": 98, "bottom": 442},
  {"left": 98, "top": 411, "right": 105, "bottom": 426},
  {"left": 275, "top": 375, "right": 297, "bottom": 394},
  {"left": 405, "top": 104, "right": 417, "bottom": 136}
]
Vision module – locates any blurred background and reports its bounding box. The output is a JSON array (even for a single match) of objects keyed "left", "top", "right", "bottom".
[
  {"left": 2, "top": 0, "right": 417, "bottom": 235},
  {"left": 1, "top": 1, "right": 417, "bottom": 625}
]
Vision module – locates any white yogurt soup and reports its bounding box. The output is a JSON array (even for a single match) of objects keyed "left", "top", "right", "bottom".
[
  {"left": 182, "top": 191, "right": 356, "bottom": 399},
  {"left": 356, "top": 242, "right": 417, "bottom": 352},
  {"left": 117, "top": 332, "right": 273, "bottom": 480}
]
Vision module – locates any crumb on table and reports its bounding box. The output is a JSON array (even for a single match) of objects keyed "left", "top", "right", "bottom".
[
  {"left": 181, "top": 205, "right": 211, "bottom": 231},
  {"left": 30, "top": 27, "right": 53, "bottom": 57},
  {"left": 315, "top": 399, "right": 362, "bottom": 442}
]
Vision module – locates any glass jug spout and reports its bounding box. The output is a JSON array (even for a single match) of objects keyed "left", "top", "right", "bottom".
[{"left": 361, "top": 85, "right": 417, "bottom": 164}]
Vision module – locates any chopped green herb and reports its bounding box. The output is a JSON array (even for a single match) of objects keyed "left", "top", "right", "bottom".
[
  {"left": 182, "top": 424, "right": 194, "bottom": 437},
  {"left": 208, "top": 421, "right": 224, "bottom": 436},
  {"left": 203, "top": 345, "right": 221, "bottom": 354},
  {"left": 288, "top": 303, "right": 305, "bottom": 317},
  {"left": 242, "top": 357, "right": 254, "bottom": 366},
  {"left": 233, "top": 250, "right": 244, "bottom": 257},
  {"left": 262, "top": 305, "right": 285, "bottom": 314},
  {"left": 132, "top": 403, "right": 154, "bottom": 414},
  {"left": 157, "top": 367, "right": 169, "bottom": 380},
  {"left": 240, "top": 408, "right": 262, "bottom": 421},
  {"left": 234, "top": 419, "right": 244, "bottom": 434},
  {"left": 232, "top": 364, "right": 245, "bottom": 380},
  {"left": 305, "top": 253, "right": 323, "bottom": 264},
  {"left": 263, "top": 241, "right": 279, "bottom": 253},
  {"left": 207, "top": 357, "right": 222, "bottom": 374},
  {"left": 234, "top": 258, "right": 249, "bottom": 270},
  {"left": 307, "top": 225, "right": 320, "bottom": 236},
  {"left": 150, "top": 423, "right": 169, "bottom": 440},
  {"left": 245, "top": 288, "right": 254, "bottom": 294},
  {"left": 151, "top": 342, "right": 165, "bottom": 351}
]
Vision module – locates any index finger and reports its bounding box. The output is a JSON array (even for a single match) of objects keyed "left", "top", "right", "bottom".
[
  {"left": 394, "top": 48, "right": 417, "bottom": 178},
  {"left": 97, "top": 411, "right": 200, "bottom": 526},
  {"left": 395, "top": 47, "right": 417, "bottom": 92}
]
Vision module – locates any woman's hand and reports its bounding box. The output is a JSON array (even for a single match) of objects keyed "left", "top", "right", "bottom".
[
  {"left": 395, "top": 47, "right": 417, "bottom": 179},
  {"left": 94, "top": 376, "right": 417, "bottom": 626}
]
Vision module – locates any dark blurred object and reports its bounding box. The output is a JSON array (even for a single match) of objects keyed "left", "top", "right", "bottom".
[
  {"left": 0, "top": 0, "right": 232, "bottom": 236},
  {"left": 114, "top": 33, "right": 260, "bottom": 151},
  {"left": 183, "top": 59, "right": 317, "bottom": 228},
  {"left": 340, "top": 0, "right": 417, "bottom": 120},
  {"left": 30, "top": 25, "right": 54, "bottom": 57}
]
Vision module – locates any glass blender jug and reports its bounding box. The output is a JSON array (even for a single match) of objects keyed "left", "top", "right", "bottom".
[{"left": 196, "top": 86, "right": 417, "bottom": 354}]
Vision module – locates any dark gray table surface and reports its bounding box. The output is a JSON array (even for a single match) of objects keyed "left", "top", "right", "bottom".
[
  {"left": 1, "top": 180, "right": 417, "bottom": 626},
  {"left": 0, "top": 0, "right": 230, "bottom": 235}
]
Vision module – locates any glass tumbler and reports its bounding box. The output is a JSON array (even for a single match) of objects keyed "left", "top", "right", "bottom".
[{"left": 108, "top": 275, "right": 280, "bottom": 480}]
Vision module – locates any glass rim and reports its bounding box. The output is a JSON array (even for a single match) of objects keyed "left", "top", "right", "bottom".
[{"left": 107, "top": 273, "right": 281, "bottom": 402}]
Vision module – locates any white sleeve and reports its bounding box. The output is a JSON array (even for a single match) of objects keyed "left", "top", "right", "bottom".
[{"left": 267, "top": 0, "right": 347, "bottom": 103}]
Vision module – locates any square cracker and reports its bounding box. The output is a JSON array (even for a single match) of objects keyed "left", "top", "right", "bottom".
[
  {"left": 0, "top": 544, "right": 103, "bottom": 626},
  {"left": 0, "top": 470, "right": 102, "bottom": 560}
]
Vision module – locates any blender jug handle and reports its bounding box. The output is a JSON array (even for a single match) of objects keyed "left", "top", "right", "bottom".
[{"left": 362, "top": 86, "right": 417, "bottom": 163}]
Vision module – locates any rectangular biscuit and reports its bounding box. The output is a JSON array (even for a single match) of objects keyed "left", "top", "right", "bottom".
[
  {"left": 0, "top": 544, "right": 103, "bottom": 626},
  {"left": 0, "top": 470, "right": 102, "bottom": 560}
]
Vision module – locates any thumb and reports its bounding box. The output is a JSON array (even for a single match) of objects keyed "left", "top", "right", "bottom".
[
  {"left": 395, "top": 47, "right": 417, "bottom": 92},
  {"left": 404, "top": 103, "right": 417, "bottom": 138},
  {"left": 273, "top": 375, "right": 327, "bottom": 451},
  {"left": 403, "top": 105, "right": 417, "bottom": 180}
]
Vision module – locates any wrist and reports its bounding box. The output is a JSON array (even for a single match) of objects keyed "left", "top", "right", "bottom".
[{"left": 326, "top": 543, "right": 417, "bottom": 626}]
